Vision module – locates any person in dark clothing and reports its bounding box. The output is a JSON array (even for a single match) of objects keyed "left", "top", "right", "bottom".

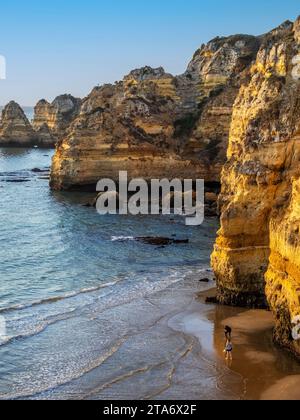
[{"left": 224, "top": 326, "right": 232, "bottom": 340}]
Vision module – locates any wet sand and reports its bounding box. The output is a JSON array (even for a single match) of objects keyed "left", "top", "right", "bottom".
[{"left": 189, "top": 289, "right": 300, "bottom": 400}]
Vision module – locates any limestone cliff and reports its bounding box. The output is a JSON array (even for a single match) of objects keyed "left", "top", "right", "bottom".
[
  {"left": 33, "top": 94, "right": 81, "bottom": 146},
  {"left": 0, "top": 101, "right": 37, "bottom": 146},
  {"left": 212, "top": 19, "right": 300, "bottom": 356},
  {"left": 0, "top": 96, "right": 80, "bottom": 148},
  {"left": 50, "top": 36, "right": 259, "bottom": 191}
]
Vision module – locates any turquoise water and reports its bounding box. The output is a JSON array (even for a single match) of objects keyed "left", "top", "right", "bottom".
[{"left": 0, "top": 147, "right": 218, "bottom": 399}]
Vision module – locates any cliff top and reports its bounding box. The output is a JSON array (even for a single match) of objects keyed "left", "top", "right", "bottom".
[
  {"left": 124, "top": 66, "right": 173, "bottom": 82},
  {"left": 36, "top": 94, "right": 81, "bottom": 108}
]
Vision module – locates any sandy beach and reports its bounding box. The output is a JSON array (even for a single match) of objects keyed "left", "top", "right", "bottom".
[
  {"left": 74, "top": 275, "right": 300, "bottom": 401},
  {"left": 175, "top": 285, "right": 300, "bottom": 400}
]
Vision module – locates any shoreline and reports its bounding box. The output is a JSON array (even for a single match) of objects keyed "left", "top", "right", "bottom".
[
  {"left": 97, "top": 276, "right": 300, "bottom": 401},
  {"left": 136, "top": 276, "right": 300, "bottom": 400},
  {"left": 29, "top": 275, "right": 300, "bottom": 400},
  {"left": 1, "top": 255, "right": 300, "bottom": 399},
  {"left": 191, "top": 287, "right": 300, "bottom": 400}
]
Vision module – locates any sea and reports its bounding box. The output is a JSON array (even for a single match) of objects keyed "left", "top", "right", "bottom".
[{"left": 0, "top": 147, "right": 219, "bottom": 399}]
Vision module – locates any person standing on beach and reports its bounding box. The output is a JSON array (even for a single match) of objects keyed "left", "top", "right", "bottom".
[
  {"left": 224, "top": 326, "right": 233, "bottom": 361},
  {"left": 224, "top": 326, "right": 232, "bottom": 341}
]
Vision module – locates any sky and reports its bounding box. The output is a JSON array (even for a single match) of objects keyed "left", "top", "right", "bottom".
[{"left": 0, "top": 0, "right": 299, "bottom": 106}]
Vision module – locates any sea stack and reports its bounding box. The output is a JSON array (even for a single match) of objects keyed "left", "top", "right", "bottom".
[
  {"left": 0, "top": 96, "right": 81, "bottom": 148},
  {"left": 212, "top": 19, "right": 300, "bottom": 357},
  {"left": 33, "top": 94, "right": 81, "bottom": 146},
  {"left": 0, "top": 101, "right": 37, "bottom": 146}
]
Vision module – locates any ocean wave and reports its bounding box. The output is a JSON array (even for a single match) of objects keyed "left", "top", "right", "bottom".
[
  {"left": 0, "top": 281, "right": 121, "bottom": 315},
  {"left": 0, "top": 266, "right": 210, "bottom": 349},
  {"left": 0, "top": 338, "right": 127, "bottom": 400},
  {"left": 0, "top": 322, "right": 54, "bottom": 347},
  {"left": 0, "top": 265, "right": 212, "bottom": 399}
]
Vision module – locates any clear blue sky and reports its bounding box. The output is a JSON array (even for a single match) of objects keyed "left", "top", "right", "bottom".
[{"left": 0, "top": 0, "right": 299, "bottom": 106}]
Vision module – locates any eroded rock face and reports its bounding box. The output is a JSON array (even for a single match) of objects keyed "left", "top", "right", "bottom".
[
  {"left": 0, "top": 95, "right": 80, "bottom": 148},
  {"left": 0, "top": 101, "right": 37, "bottom": 146},
  {"left": 212, "top": 18, "right": 300, "bottom": 356},
  {"left": 50, "top": 35, "right": 259, "bottom": 190},
  {"left": 33, "top": 95, "right": 81, "bottom": 146}
]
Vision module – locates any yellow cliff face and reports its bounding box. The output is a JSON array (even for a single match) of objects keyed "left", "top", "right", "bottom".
[
  {"left": 212, "top": 18, "right": 300, "bottom": 356},
  {"left": 266, "top": 150, "right": 300, "bottom": 356}
]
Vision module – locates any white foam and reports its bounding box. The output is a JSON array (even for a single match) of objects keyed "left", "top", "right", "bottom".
[{"left": 111, "top": 236, "right": 135, "bottom": 242}]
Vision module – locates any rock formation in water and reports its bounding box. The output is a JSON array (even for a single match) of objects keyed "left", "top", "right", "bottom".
[
  {"left": 33, "top": 94, "right": 81, "bottom": 146},
  {"left": 0, "top": 95, "right": 81, "bottom": 148},
  {"left": 50, "top": 36, "right": 260, "bottom": 191},
  {"left": 0, "top": 101, "right": 37, "bottom": 146},
  {"left": 212, "top": 18, "right": 300, "bottom": 357}
]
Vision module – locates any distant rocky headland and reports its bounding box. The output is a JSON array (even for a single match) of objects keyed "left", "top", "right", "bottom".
[{"left": 0, "top": 95, "right": 81, "bottom": 148}]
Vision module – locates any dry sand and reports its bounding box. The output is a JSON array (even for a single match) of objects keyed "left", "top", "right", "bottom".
[{"left": 260, "top": 376, "right": 300, "bottom": 400}]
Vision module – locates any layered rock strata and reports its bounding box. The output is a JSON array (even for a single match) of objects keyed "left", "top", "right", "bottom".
[
  {"left": 33, "top": 95, "right": 81, "bottom": 146},
  {"left": 0, "top": 95, "right": 81, "bottom": 148},
  {"left": 0, "top": 101, "right": 37, "bottom": 146},
  {"left": 50, "top": 36, "right": 260, "bottom": 190},
  {"left": 212, "top": 18, "right": 300, "bottom": 356}
]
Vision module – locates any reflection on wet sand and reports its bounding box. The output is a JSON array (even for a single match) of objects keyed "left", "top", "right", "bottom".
[{"left": 202, "top": 291, "right": 300, "bottom": 400}]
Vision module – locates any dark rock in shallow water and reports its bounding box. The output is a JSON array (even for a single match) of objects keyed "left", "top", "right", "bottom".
[
  {"left": 136, "top": 237, "right": 189, "bottom": 246},
  {"left": 31, "top": 168, "right": 49, "bottom": 173},
  {"left": 199, "top": 278, "right": 210, "bottom": 283},
  {"left": 205, "top": 296, "right": 218, "bottom": 304},
  {"left": 3, "top": 179, "right": 31, "bottom": 183}
]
